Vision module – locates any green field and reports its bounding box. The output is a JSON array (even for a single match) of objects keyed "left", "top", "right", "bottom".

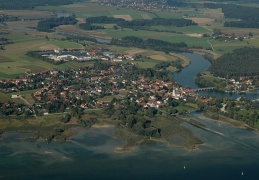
[
  {"left": 0, "top": 1, "right": 259, "bottom": 79},
  {"left": 0, "top": 31, "right": 95, "bottom": 78},
  {"left": 211, "top": 39, "right": 251, "bottom": 54},
  {"left": 150, "top": 25, "right": 210, "bottom": 34},
  {"left": 51, "top": 40, "right": 83, "bottom": 49},
  {"left": 36, "top": 2, "right": 155, "bottom": 20}
]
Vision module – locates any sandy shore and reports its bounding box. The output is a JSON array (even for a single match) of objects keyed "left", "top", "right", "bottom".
[{"left": 91, "top": 124, "right": 114, "bottom": 128}]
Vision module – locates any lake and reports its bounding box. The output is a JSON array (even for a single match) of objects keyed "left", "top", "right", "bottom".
[{"left": 1, "top": 113, "right": 259, "bottom": 179}]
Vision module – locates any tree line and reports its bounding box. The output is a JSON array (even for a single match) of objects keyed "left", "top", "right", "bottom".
[
  {"left": 166, "top": 0, "right": 187, "bottom": 7},
  {"left": 204, "top": 3, "right": 259, "bottom": 28},
  {"left": 0, "top": 0, "right": 82, "bottom": 10},
  {"left": 37, "top": 15, "right": 78, "bottom": 32},
  {"left": 81, "top": 16, "right": 197, "bottom": 31},
  {"left": 79, "top": 23, "right": 104, "bottom": 31},
  {"left": 208, "top": 47, "right": 259, "bottom": 78},
  {"left": 110, "top": 36, "right": 188, "bottom": 53}
]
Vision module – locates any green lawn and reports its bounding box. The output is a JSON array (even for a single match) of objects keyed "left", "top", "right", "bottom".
[
  {"left": 50, "top": 40, "right": 83, "bottom": 49},
  {"left": 150, "top": 25, "right": 210, "bottom": 34}
]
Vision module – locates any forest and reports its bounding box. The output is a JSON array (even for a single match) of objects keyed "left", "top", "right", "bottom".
[
  {"left": 79, "top": 23, "right": 104, "bottom": 30},
  {"left": 208, "top": 47, "right": 259, "bottom": 78},
  {"left": 117, "top": 18, "right": 197, "bottom": 28},
  {"left": 0, "top": 14, "right": 19, "bottom": 23},
  {"left": 204, "top": 3, "right": 259, "bottom": 28},
  {"left": 110, "top": 36, "right": 188, "bottom": 53},
  {"left": 166, "top": 0, "right": 187, "bottom": 7},
  {"left": 0, "top": 0, "right": 82, "bottom": 10},
  {"left": 83, "top": 16, "right": 197, "bottom": 31},
  {"left": 204, "top": 3, "right": 259, "bottom": 22},
  {"left": 37, "top": 15, "right": 78, "bottom": 32},
  {"left": 224, "top": 21, "right": 259, "bottom": 29}
]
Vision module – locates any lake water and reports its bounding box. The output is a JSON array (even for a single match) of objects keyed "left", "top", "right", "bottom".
[{"left": 1, "top": 114, "right": 259, "bottom": 179}]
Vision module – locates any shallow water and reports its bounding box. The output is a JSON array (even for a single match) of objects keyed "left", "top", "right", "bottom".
[{"left": 1, "top": 118, "right": 259, "bottom": 179}]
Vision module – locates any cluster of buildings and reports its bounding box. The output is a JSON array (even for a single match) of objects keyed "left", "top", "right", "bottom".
[
  {"left": 0, "top": 63, "right": 196, "bottom": 115},
  {"left": 38, "top": 48, "right": 135, "bottom": 63},
  {"left": 98, "top": 0, "right": 179, "bottom": 11},
  {"left": 211, "top": 33, "right": 250, "bottom": 41},
  {"left": 226, "top": 78, "right": 256, "bottom": 92}
]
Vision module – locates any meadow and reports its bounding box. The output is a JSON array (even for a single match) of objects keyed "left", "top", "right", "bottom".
[
  {"left": 0, "top": 30, "right": 90, "bottom": 78},
  {"left": 1, "top": 1, "right": 259, "bottom": 79}
]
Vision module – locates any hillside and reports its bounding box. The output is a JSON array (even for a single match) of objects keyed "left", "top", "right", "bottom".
[{"left": 208, "top": 47, "right": 259, "bottom": 78}]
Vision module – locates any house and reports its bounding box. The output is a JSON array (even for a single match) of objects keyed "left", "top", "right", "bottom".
[{"left": 11, "top": 94, "right": 20, "bottom": 99}]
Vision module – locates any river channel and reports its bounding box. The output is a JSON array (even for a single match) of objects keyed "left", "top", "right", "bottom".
[{"left": 174, "top": 53, "right": 259, "bottom": 100}]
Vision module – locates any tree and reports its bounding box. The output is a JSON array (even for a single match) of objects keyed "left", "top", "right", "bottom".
[
  {"left": 113, "top": 25, "right": 119, "bottom": 30},
  {"left": 61, "top": 114, "right": 71, "bottom": 123},
  {"left": 213, "top": 28, "right": 221, "bottom": 36}
]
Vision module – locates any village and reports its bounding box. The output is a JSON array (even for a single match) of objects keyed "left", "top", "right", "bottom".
[
  {"left": 99, "top": 0, "right": 179, "bottom": 12},
  {"left": 0, "top": 62, "right": 198, "bottom": 116}
]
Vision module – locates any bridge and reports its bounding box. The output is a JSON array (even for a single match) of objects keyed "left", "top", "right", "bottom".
[{"left": 193, "top": 87, "right": 215, "bottom": 92}]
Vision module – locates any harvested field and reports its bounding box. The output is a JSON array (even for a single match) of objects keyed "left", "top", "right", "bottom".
[
  {"left": 141, "top": 14, "right": 152, "bottom": 19},
  {"left": 149, "top": 55, "right": 167, "bottom": 61},
  {"left": 186, "top": 33, "right": 203, "bottom": 38},
  {"left": 125, "top": 49, "right": 146, "bottom": 54},
  {"left": 6, "top": 21, "right": 38, "bottom": 28},
  {"left": 76, "top": 18, "right": 85, "bottom": 24},
  {"left": 186, "top": 18, "right": 214, "bottom": 24},
  {"left": 114, "top": 15, "right": 132, "bottom": 21},
  {"left": 170, "top": 53, "right": 190, "bottom": 67}
]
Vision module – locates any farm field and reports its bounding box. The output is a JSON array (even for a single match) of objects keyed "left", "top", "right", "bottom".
[
  {"left": 0, "top": 30, "right": 93, "bottom": 78},
  {"left": 0, "top": 10, "right": 54, "bottom": 19},
  {"left": 35, "top": 2, "right": 155, "bottom": 20},
  {"left": 0, "top": 1, "right": 259, "bottom": 79}
]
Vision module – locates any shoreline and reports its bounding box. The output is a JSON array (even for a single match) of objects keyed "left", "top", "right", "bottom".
[{"left": 200, "top": 113, "right": 258, "bottom": 132}]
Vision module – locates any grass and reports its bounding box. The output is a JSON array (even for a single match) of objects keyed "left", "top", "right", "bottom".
[
  {"left": 1, "top": 1, "right": 258, "bottom": 79},
  {"left": 50, "top": 39, "right": 83, "bottom": 49},
  {"left": 149, "top": 25, "right": 210, "bottom": 34},
  {"left": 175, "top": 103, "right": 197, "bottom": 112},
  {"left": 238, "top": 109, "right": 259, "bottom": 116},
  {"left": 137, "top": 61, "right": 157, "bottom": 68},
  {"left": 0, "top": 92, "right": 11, "bottom": 102},
  {"left": 211, "top": 40, "right": 251, "bottom": 54},
  {"left": 0, "top": 31, "right": 94, "bottom": 78},
  {"left": 97, "top": 95, "right": 117, "bottom": 102},
  {"left": 0, "top": 10, "right": 54, "bottom": 19},
  {"left": 0, "top": 92, "right": 24, "bottom": 104},
  {"left": 36, "top": 2, "right": 156, "bottom": 20},
  {"left": 102, "top": 28, "right": 211, "bottom": 48}
]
